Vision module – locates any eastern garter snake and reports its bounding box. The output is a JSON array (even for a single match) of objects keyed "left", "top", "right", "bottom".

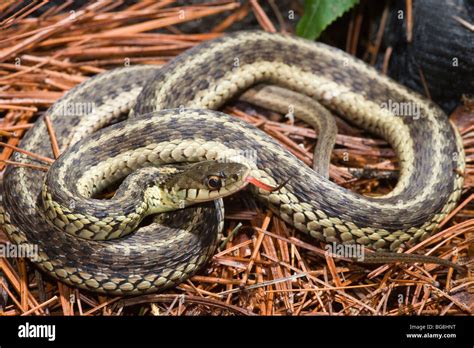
[{"left": 1, "top": 31, "right": 465, "bottom": 294}]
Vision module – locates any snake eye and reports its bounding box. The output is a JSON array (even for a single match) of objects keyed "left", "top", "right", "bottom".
[
  {"left": 230, "top": 174, "right": 239, "bottom": 181},
  {"left": 206, "top": 175, "right": 222, "bottom": 190}
]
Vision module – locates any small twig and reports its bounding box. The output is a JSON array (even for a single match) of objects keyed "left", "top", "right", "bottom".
[
  {"left": 0, "top": 141, "right": 54, "bottom": 164},
  {"left": 438, "top": 194, "right": 473, "bottom": 229},
  {"left": 83, "top": 297, "right": 121, "bottom": 316},
  {"left": 249, "top": 0, "right": 277, "bottom": 32},
  {"left": 116, "top": 294, "right": 256, "bottom": 316},
  {"left": 21, "top": 296, "right": 58, "bottom": 316},
  {"left": 267, "top": 0, "right": 286, "bottom": 32},
  {"left": 452, "top": 15, "right": 474, "bottom": 32},
  {"left": 43, "top": 116, "right": 60, "bottom": 159},
  {"left": 418, "top": 67, "right": 432, "bottom": 100},
  {"left": 219, "top": 222, "right": 242, "bottom": 251},
  {"left": 369, "top": 2, "right": 390, "bottom": 65},
  {"left": 219, "top": 271, "right": 313, "bottom": 296},
  {"left": 406, "top": 0, "right": 413, "bottom": 42},
  {"left": 0, "top": 159, "right": 49, "bottom": 171},
  {"left": 240, "top": 211, "right": 273, "bottom": 286},
  {"left": 382, "top": 46, "right": 393, "bottom": 74},
  {"left": 349, "top": 3, "right": 363, "bottom": 55}
]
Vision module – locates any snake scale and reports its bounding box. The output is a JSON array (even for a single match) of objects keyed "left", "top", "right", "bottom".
[{"left": 1, "top": 31, "right": 465, "bottom": 294}]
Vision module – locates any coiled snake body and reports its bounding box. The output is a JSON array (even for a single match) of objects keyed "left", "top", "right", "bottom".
[{"left": 1, "top": 31, "right": 465, "bottom": 294}]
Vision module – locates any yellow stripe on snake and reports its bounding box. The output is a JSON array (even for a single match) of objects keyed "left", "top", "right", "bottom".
[{"left": 0, "top": 31, "right": 465, "bottom": 294}]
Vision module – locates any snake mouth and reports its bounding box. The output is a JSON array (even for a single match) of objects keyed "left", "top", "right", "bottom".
[
  {"left": 182, "top": 165, "right": 253, "bottom": 203},
  {"left": 189, "top": 181, "right": 250, "bottom": 202},
  {"left": 189, "top": 175, "right": 277, "bottom": 203},
  {"left": 190, "top": 175, "right": 278, "bottom": 203}
]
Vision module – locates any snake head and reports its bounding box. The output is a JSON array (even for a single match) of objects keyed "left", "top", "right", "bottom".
[{"left": 163, "top": 161, "right": 252, "bottom": 204}]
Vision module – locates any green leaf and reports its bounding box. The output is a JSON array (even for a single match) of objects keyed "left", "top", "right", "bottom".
[{"left": 296, "top": 0, "right": 359, "bottom": 40}]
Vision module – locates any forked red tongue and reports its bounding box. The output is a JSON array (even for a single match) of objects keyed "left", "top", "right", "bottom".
[{"left": 245, "top": 177, "right": 279, "bottom": 191}]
